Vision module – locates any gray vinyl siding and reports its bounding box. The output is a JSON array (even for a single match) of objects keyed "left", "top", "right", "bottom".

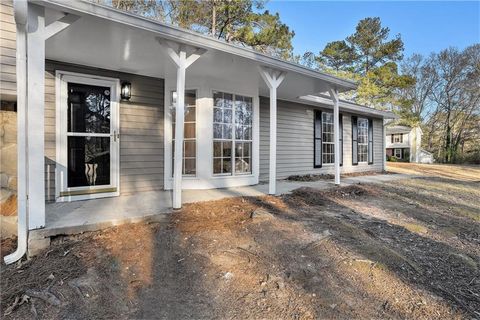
[
  {"left": 259, "top": 97, "right": 384, "bottom": 181},
  {"left": 0, "top": 0, "right": 16, "bottom": 100},
  {"left": 44, "top": 61, "right": 165, "bottom": 201}
]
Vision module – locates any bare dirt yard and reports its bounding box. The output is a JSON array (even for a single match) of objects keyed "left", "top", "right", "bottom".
[{"left": 1, "top": 163, "right": 479, "bottom": 319}]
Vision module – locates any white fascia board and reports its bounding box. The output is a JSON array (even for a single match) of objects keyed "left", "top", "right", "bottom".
[
  {"left": 386, "top": 125, "right": 412, "bottom": 134},
  {"left": 298, "top": 95, "right": 399, "bottom": 119},
  {"left": 36, "top": 0, "right": 357, "bottom": 92}
]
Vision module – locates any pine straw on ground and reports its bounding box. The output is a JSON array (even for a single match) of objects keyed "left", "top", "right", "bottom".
[
  {"left": 287, "top": 170, "right": 395, "bottom": 182},
  {"left": 1, "top": 172, "right": 478, "bottom": 319},
  {"left": 0, "top": 194, "right": 17, "bottom": 216}
]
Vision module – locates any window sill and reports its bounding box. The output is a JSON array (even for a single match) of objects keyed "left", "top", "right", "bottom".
[{"left": 212, "top": 173, "right": 254, "bottom": 179}]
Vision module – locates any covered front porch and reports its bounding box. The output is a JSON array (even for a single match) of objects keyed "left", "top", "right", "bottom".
[
  {"left": 20, "top": 0, "right": 355, "bottom": 229},
  {"left": 35, "top": 172, "right": 410, "bottom": 240}
]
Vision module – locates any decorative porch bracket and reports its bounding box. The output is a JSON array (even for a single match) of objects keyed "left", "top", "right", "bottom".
[
  {"left": 44, "top": 13, "right": 80, "bottom": 40},
  {"left": 157, "top": 38, "right": 206, "bottom": 209},
  {"left": 258, "top": 66, "right": 286, "bottom": 195},
  {"left": 328, "top": 87, "right": 341, "bottom": 185},
  {"left": 25, "top": 4, "right": 79, "bottom": 230}
]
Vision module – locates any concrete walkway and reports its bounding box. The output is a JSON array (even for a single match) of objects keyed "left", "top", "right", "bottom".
[{"left": 38, "top": 173, "right": 411, "bottom": 238}]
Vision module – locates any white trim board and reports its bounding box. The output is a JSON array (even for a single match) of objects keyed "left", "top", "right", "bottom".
[{"left": 163, "top": 80, "right": 260, "bottom": 190}]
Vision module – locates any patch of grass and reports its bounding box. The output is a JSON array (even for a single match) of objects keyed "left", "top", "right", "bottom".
[{"left": 400, "top": 222, "right": 428, "bottom": 234}]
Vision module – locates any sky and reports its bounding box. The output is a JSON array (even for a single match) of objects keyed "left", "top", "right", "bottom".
[{"left": 264, "top": 1, "right": 480, "bottom": 57}]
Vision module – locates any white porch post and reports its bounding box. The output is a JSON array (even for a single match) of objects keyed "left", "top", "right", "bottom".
[
  {"left": 26, "top": 4, "right": 46, "bottom": 229},
  {"left": 25, "top": 4, "right": 79, "bottom": 229},
  {"left": 328, "top": 88, "right": 341, "bottom": 185},
  {"left": 173, "top": 55, "right": 186, "bottom": 209},
  {"left": 158, "top": 39, "right": 205, "bottom": 208},
  {"left": 259, "top": 67, "right": 286, "bottom": 195}
]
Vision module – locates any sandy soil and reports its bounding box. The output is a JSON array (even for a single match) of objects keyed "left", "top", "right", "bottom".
[{"left": 1, "top": 164, "right": 479, "bottom": 319}]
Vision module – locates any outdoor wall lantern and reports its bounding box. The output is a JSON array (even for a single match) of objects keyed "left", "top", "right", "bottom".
[{"left": 121, "top": 82, "right": 132, "bottom": 100}]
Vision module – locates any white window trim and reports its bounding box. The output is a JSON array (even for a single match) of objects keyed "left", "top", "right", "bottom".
[
  {"left": 212, "top": 90, "right": 254, "bottom": 177},
  {"left": 357, "top": 117, "right": 369, "bottom": 164},
  {"left": 165, "top": 86, "right": 200, "bottom": 183},
  {"left": 170, "top": 89, "right": 198, "bottom": 177},
  {"left": 393, "top": 134, "right": 402, "bottom": 143},
  {"left": 55, "top": 70, "right": 121, "bottom": 202},
  {"left": 321, "top": 112, "right": 335, "bottom": 165},
  {"left": 394, "top": 148, "right": 402, "bottom": 159},
  {"left": 163, "top": 81, "right": 259, "bottom": 190}
]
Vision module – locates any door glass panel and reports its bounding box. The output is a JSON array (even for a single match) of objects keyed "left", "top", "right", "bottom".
[
  {"left": 68, "top": 83, "right": 111, "bottom": 133},
  {"left": 67, "top": 136, "right": 110, "bottom": 187}
]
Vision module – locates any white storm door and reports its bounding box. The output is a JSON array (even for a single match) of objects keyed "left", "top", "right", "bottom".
[{"left": 56, "top": 72, "right": 120, "bottom": 201}]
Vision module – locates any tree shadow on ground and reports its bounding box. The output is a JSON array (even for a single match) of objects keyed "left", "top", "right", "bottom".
[{"left": 255, "top": 186, "right": 480, "bottom": 318}]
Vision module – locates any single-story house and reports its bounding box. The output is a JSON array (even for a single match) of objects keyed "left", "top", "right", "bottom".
[
  {"left": 385, "top": 125, "right": 432, "bottom": 163},
  {"left": 1, "top": 0, "right": 396, "bottom": 263}
]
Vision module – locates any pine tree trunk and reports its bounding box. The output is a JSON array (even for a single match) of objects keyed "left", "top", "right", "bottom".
[{"left": 211, "top": 3, "right": 216, "bottom": 36}]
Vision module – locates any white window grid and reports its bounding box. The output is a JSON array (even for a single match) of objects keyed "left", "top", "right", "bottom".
[
  {"left": 213, "top": 91, "right": 253, "bottom": 175},
  {"left": 322, "top": 112, "right": 335, "bottom": 164},
  {"left": 172, "top": 90, "right": 196, "bottom": 176},
  {"left": 357, "top": 118, "right": 368, "bottom": 163},
  {"left": 395, "top": 148, "right": 402, "bottom": 159}
]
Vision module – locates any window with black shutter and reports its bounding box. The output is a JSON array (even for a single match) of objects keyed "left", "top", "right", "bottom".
[
  {"left": 352, "top": 116, "right": 358, "bottom": 165},
  {"left": 314, "top": 110, "right": 322, "bottom": 168},
  {"left": 314, "top": 111, "right": 343, "bottom": 168},
  {"left": 339, "top": 114, "right": 343, "bottom": 166},
  {"left": 368, "top": 119, "right": 374, "bottom": 164}
]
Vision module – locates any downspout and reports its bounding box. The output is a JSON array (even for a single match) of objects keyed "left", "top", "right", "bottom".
[{"left": 4, "top": 0, "right": 28, "bottom": 264}]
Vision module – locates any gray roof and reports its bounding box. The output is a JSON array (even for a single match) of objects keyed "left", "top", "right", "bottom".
[{"left": 386, "top": 125, "right": 412, "bottom": 134}]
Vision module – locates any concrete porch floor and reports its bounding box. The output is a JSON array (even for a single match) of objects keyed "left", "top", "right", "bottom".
[{"left": 37, "top": 173, "right": 411, "bottom": 238}]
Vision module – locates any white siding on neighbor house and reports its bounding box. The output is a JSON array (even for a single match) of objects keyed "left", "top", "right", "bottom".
[
  {"left": 259, "top": 97, "right": 384, "bottom": 181},
  {"left": 0, "top": 0, "right": 16, "bottom": 100},
  {"left": 386, "top": 132, "right": 410, "bottom": 149},
  {"left": 44, "top": 61, "right": 165, "bottom": 201}
]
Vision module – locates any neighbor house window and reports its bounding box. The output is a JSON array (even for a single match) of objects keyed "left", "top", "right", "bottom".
[
  {"left": 357, "top": 118, "right": 369, "bottom": 163},
  {"left": 172, "top": 90, "right": 196, "bottom": 175},
  {"left": 393, "top": 134, "right": 403, "bottom": 143},
  {"left": 213, "top": 91, "right": 252, "bottom": 175},
  {"left": 394, "top": 148, "right": 402, "bottom": 159}
]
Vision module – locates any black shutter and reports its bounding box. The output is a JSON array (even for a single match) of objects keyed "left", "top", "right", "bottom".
[
  {"left": 314, "top": 110, "right": 322, "bottom": 168},
  {"left": 391, "top": 134, "right": 394, "bottom": 143},
  {"left": 368, "top": 118, "right": 374, "bottom": 164},
  {"left": 352, "top": 116, "right": 358, "bottom": 165},
  {"left": 339, "top": 114, "right": 343, "bottom": 166},
  {"left": 400, "top": 133, "right": 403, "bottom": 143}
]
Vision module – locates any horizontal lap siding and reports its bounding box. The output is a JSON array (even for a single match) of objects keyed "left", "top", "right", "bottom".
[
  {"left": 259, "top": 97, "right": 384, "bottom": 182},
  {"left": 0, "top": 1, "right": 16, "bottom": 99},
  {"left": 45, "top": 61, "right": 164, "bottom": 200}
]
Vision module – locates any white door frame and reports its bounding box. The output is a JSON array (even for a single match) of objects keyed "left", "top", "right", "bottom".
[{"left": 55, "top": 70, "right": 121, "bottom": 202}]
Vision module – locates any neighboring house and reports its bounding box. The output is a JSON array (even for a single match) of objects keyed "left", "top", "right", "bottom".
[
  {"left": 0, "top": 0, "right": 396, "bottom": 262},
  {"left": 385, "top": 125, "right": 432, "bottom": 163}
]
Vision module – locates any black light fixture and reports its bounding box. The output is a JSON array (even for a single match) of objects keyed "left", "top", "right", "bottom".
[{"left": 121, "top": 82, "right": 131, "bottom": 100}]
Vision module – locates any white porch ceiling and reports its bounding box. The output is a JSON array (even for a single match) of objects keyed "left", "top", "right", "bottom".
[{"left": 41, "top": 1, "right": 355, "bottom": 102}]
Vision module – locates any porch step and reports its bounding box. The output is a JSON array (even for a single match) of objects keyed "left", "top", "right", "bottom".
[{"left": 30, "top": 211, "right": 169, "bottom": 240}]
